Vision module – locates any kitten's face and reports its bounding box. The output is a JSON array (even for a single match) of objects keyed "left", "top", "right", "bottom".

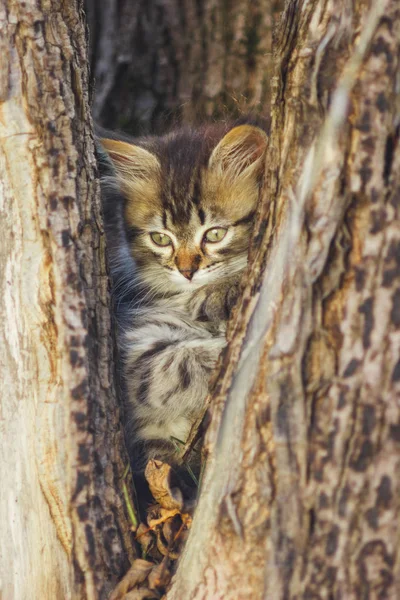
[{"left": 102, "top": 125, "right": 267, "bottom": 294}]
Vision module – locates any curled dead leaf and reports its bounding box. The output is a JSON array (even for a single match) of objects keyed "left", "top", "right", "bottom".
[
  {"left": 114, "top": 460, "right": 195, "bottom": 600},
  {"left": 148, "top": 557, "right": 171, "bottom": 590},
  {"left": 147, "top": 507, "right": 180, "bottom": 530},
  {"left": 136, "top": 523, "right": 156, "bottom": 556},
  {"left": 162, "top": 515, "right": 180, "bottom": 545},
  {"left": 155, "top": 526, "right": 180, "bottom": 559},
  {"left": 145, "top": 460, "right": 184, "bottom": 511},
  {"left": 109, "top": 559, "right": 154, "bottom": 600},
  {"left": 147, "top": 511, "right": 191, "bottom": 559}
]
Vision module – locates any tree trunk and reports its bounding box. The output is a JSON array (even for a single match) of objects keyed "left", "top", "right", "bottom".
[
  {"left": 85, "top": 0, "right": 281, "bottom": 135},
  {"left": 2, "top": 0, "right": 400, "bottom": 598},
  {"left": 0, "top": 2, "right": 134, "bottom": 599},
  {"left": 168, "top": 0, "right": 400, "bottom": 598}
]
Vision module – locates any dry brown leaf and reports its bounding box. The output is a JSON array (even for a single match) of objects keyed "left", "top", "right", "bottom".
[
  {"left": 144, "top": 460, "right": 184, "bottom": 511},
  {"left": 161, "top": 515, "right": 188, "bottom": 549},
  {"left": 162, "top": 516, "right": 179, "bottom": 545},
  {"left": 147, "top": 508, "right": 180, "bottom": 529},
  {"left": 155, "top": 526, "right": 179, "bottom": 559},
  {"left": 148, "top": 557, "right": 171, "bottom": 590},
  {"left": 109, "top": 559, "right": 154, "bottom": 600},
  {"left": 179, "top": 511, "right": 193, "bottom": 528},
  {"left": 112, "top": 461, "right": 195, "bottom": 600},
  {"left": 136, "top": 523, "right": 156, "bottom": 554}
]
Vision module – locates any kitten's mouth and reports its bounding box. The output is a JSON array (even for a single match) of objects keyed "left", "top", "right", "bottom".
[
  {"left": 178, "top": 269, "right": 197, "bottom": 281},
  {"left": 169, "top": 269, "right": 205, "bottom": 289},
  {"left": 175, "top": 262, "right": 222, "bottom": 281}
]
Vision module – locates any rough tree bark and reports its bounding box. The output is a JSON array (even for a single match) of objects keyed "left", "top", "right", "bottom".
[
  {"left": 167, "top": 0, "right": 400, "bottom": 598},
  {"left": 2, "top": 0, "right": 399, "bottom": 599},
  {"left": 0, "top": 2, "right": 134, "bottom": 599},
  {"left": 85, "top": 0, "right": 281, "bottom": 134}
]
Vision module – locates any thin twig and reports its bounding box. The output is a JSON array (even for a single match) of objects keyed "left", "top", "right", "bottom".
[{"left": 121, "top": 464, "right": 138, "bottom": 531}]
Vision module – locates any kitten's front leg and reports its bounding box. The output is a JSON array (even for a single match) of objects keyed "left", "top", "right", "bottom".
[
  {"left": 189, "top": 276, "right": 241, "bottom": 323},
  {"left": 123, "top": 314, "right": 225, "bottom": 470}
]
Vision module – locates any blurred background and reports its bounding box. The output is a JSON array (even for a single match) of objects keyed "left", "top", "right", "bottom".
[{"left": 84, "top": 0, "right": 282, "bottom": 136}]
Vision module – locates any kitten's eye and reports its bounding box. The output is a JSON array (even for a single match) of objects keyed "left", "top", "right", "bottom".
[
  {"left": 203, "top": 227, "right": 228, "bottom": 243},
  {"left": 150, "top": 232, "right": 172, "bottom": 247}
]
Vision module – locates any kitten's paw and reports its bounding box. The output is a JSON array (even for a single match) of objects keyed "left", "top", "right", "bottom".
[
  {"left": 189, "top": 281, "right": 240, "bottom": 323},
  {"left": 225, "top": 284, "right": 241, "bottom": 313}
]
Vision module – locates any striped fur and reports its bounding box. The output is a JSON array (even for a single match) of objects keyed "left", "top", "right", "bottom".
[{"left": 99, "top": 124, "right": 267, "bottom": 470}]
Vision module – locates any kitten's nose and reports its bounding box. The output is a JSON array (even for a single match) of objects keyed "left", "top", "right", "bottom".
[
  {"left": 179, "top": 268, "right": 197, "bottom": 281},
  {"left": 175, "top": 250, "right": 200, "bottom": 280}
]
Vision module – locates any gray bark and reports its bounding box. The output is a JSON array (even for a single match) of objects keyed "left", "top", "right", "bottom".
[
  {"left": 168, "top": 0, "right": 400, "bottom": 597},
  {"left": 0, "top": 2, "right": 134, "bottom": 598},
  {"left": 85, "top": 0, "right": 281, "bottom": 134}
]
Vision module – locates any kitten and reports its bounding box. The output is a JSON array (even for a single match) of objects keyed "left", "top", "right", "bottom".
[{"left": 99, "top": 123, "right": 267, "bottom": 471}]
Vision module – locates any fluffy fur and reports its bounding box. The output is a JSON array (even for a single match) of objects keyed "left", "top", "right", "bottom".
[{"left": 99, "top": 123, "right": 267, "bottom": 470}]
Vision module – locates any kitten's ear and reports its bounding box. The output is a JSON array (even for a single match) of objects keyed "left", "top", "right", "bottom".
[
  {"left": 100, "top": 139, "right": 160, "bottom": 197},
  {"left": 208, "top": 125, "right": 267, "bottom": 181}
]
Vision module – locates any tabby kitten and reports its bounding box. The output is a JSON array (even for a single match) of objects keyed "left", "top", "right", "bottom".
[{"left": 100, "top": 123, "right": 267, "bottom": 470}]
